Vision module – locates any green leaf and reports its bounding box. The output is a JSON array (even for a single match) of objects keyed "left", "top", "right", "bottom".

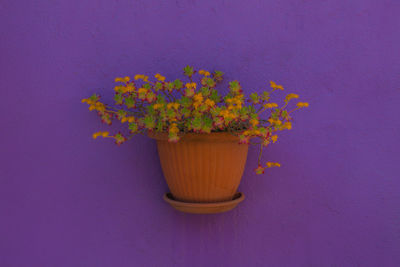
[
  {"left": 229, "top": 80, "right": 241, "bottom": 94},
  {"left": 162, "top": 82, "right": 174, "bottom": 92},
  {"left": 156, "top": 120, "right": 164, "bottom": 132},
  {"left": 250, "top": 92, "right": 259, "bottom": 104},
  {"left": 114, "top": 133, "right": 127, "bottom": 145},
  {"left": 156, "top": 95, "right": 166, "bottom": 103},
  {"left": 155, "top": 82, "right": 163, "bottom": 91},
  {"left": 181, "top": 107, "right": 191, "bottom": 117},
  {"left": 90, "top": 94, "right": 100, "bottom": 101},
  {"left": 125, "top": 97, "right": 135, "bottom": 108},
  {"left": 201, "top": 87, "right": 210, "bottom": 97},
  {"left": 250, "top": 113, "right": 258, "bottom": 120},
  {"left": 213, "top": 71, "right": 224, "bottom": 83},
  {"left": 261, "top": 91, "right": 270, "bottom": 101},
  {"left": 166, "top": 109, "right": 176, "bottom": 120},
  {"left": 191, "top": 116, "right": 202, "bottom": 131},
  {"left": 210, "top": 106, "right": 221, "bottom": 117},
  {"left": 146, "top": 91, "right": 156, "bottom": 102},
  {"left": 146, "top": 105, "right": 155, "bottom": 115},
  {"left": 183, "top": 65, "right": 194, "bottom": 77},
  {"left": 179, "top": 96, "right": 192, "bottom": 108},
  {"left": 259, "top": 127, "right": 267, "bottom": 135},
  {"left": 114, "top": 93, "right": 123, "bottom": 105},
  {"left": 206, "top": 78, "right": 216, "bottom": 88},
  {"left": 173, "top": 79, "right": 183, "bottom": 89},
  {"left": 201, "top": 116, "right": 213, "bottom": 133},
  {"left": 143, "top": 115, "right": 155, "bottom": 129},
  {"left": 209, "top": 89, "right": 221, "bottom": 103},
  {"left": 129, "top": 122, "right": 138, "bottom": 133},
  {"left": 117, "top": 110, "right": 127, "bottom": 119}
]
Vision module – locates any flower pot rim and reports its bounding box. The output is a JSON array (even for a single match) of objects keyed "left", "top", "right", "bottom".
[{"left": 148, "top": 131, "right": 242, "bottom": 142}]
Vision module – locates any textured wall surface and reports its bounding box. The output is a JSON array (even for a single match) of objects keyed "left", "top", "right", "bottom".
[{"left": 1, "top": 0, "right": 400, "bottom": 266}]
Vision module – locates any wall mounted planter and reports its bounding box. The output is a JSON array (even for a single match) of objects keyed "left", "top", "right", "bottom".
[{"left": 150, "top": 132, "right": 248, "bottom": 214}]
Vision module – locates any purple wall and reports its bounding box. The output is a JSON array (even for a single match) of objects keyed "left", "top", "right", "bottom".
[{"left": 1, "top": 1, "right": 400, "bottom": 266}]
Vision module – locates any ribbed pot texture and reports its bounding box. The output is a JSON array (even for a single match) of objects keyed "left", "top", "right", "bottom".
[{"left": 150, "top": 132, "right": 249, "bottom": 203}]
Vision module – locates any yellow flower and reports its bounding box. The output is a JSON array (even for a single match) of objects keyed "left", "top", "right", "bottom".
[
  {"left": 250, "top": 118, "right": 259, "bottom": 127},
  {"left": 82, "top": 98, "right": 96, "bottom": 105},
  {"left": 271, "top": 135, "right": 278, "bottom": 143},
  {"left": 167, "top": 103, "right": 180, "bottom": 110},
  {"left": 169, "top": 123, "right": 179, "bottom": 134},
  {"left": 263, "top": 103, "right": 278, "bottom": 109},
  {"left": 297, "top": 102, "right": 309, "bottom": 108},
  {"left": 199, "top": 70, "right": 210, "bottom": 76},
  {"left": 127, "top": 117, "right": 135, "bottom": 123},
  {"left": 91, "top": 102, "right": 105, "bottom": 112},
  {"left": 115, "top": 76, "right": 130, "bottom": 83},
  {"left": 226, "top": 97, "right": 242, "bottom": 109},
  {"left": 270, "top": 81, "right": 284, "bottom": 90},
  {"left": 121, "top": 117, "right": 127, "bottom": 123},
  {"left": 266, "top": 162, "right": 281, "bottom": 168},
  {"left": 126, "top": 84, "right": 135, "bottom": 92},
  {"left": 283, "top": 121, "right": 292, "bottom": 130},
  {"left": 242, "top": 129, "right": 261, "bottom": 136},
  {"left": 236, "top": 93, "right": 244, "bottom": 99},
  {"left": 185, "top": 82, "right": 197, "bottom": 90},
  {"left": 234, "top": 97, "right": 243, "bottom": 104},
  {"left": 153, "top": 103, "right": 164, "bottom": 110},
  {"left": 193, "top": 92, "right": 203, "bottom": 103},
  {"left": 220, "top": 109, "right": 236, "bottom": 120},
  {"left": 155, "top": 73, "right": 166, "bottom": 82},
  {"left": 92, "top": 132, "right": 101, "bottom": 139},
  {"left": 138, "top": 88, "right": 147, "bottom": 94},
  {"left": 134, "top": 74, "right": 149, "bottom": 82},
  {"left": 285, "top": 93, "right": 299, "bottom": 101},
  {"left": 92, "top": 131, "right": 109, "bottom": 139},
  {"left": 268, "top": 118, "right": 282, "bottom": 125},
  {"left": 114, "top": 85, "right": 124, "bottom": 92},
  {"left": 192, "top": 92, "right": 206, "bottom": 110},
  {"left": 204, "top": 99, "right": 215, "bottom": 108}
]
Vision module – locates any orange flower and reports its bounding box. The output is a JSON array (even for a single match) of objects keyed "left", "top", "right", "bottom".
[
  {"left": 297, "top": 102, "right": 309, "bottom": 108},
  {"left": 270, "top": 81, "right": 283, "bottom": 90},
  {"left": 92, "top": 131, "right": 109, "bottom": 139}
]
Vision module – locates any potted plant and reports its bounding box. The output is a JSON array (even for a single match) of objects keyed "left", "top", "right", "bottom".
[{"left": 82, "top": 66, "right": 308, "bottom": 213}]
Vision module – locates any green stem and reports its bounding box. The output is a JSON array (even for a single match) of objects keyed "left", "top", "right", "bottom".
[{"left": 258, "top": 143, "right": 263, "bottom": 165}]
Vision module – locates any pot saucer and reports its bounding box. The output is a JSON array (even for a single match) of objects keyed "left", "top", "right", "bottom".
[{"left": 163, "top": 192, "right": 245, "bottom": 214}]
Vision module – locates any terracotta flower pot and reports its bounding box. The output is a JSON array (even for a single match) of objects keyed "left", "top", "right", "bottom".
[{"left": 150, "top": 132, "right": 248, "bottom": 213}]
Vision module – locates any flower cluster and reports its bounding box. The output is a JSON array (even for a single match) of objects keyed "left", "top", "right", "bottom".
[{"left": 82, "top": 66, "right": 308, "bottom": 174}]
